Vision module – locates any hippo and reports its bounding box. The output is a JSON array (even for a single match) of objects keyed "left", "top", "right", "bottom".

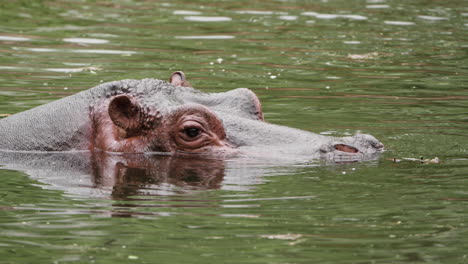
[{"left": 0, "top": 72, "right": 383, "bottom": 161}]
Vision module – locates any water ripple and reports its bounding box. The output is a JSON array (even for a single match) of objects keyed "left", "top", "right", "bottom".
[
  {"left": 0, "top": 36, "right": 31, "bottom": 41},
  {"left": 173, "top": 10, "right": 202, "bottom": 15},
  {"left": 279, "top": 15, "right": 298, "bottom": 21},
  {"left": 12, "top": 47, "right": 137, "bottom": 55},
  {"left": 235, "top": 11, "right": 275, "bottom": 15},
  {"left": 175, "top": 35, "right": 235, "bottom": 40},
  {"left": 184, "top": 16, "right": 232, "bottom": 22},
  {"left": 418, "top": 15, "right": 448, "bottom": 21},
  {"left": 63, "top": 38, "right": 109, "bottom": 44},
  {"left": 384, "top": 20, "right": 415, "bottom": 26},
  {"left": 302, "top": 12, "right": 367, "bottom": 20},
  {"left": 366, "top": 5, "right": 390, "bottom": 8}
]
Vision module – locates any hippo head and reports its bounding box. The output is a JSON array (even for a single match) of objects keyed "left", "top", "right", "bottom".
[{"left": 91, "top": 72, "right": 383, "bottom": 161}]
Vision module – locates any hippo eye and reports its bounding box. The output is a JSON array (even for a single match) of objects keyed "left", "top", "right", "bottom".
[{"left": 184, "top": 127, "right": 200, "bottom": 138}]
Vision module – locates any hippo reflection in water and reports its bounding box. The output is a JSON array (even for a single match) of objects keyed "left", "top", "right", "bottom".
[
  {"left": 0, "top": 151, "right": 228, "bottom": 198},
  {"left": 0, "top": 72, "right": 383, "bottom": 161}
]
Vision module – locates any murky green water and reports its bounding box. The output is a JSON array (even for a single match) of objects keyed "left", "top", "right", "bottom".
[{"left": 1, "top": 0, "right": 467, "bottom": 263}]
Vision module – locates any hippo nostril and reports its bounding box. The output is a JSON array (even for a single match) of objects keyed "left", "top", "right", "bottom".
[{"left": 334, "top": 144, "right": 359, "bottom": 153}]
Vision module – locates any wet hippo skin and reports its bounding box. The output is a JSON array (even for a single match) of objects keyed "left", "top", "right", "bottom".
[{"left": 0, "top": 72, "right": 383, "bottom": 161}]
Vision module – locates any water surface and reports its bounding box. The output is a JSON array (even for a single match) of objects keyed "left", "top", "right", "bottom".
[{"left": 1, "top": 0, "right": 467, "bottom": 263}]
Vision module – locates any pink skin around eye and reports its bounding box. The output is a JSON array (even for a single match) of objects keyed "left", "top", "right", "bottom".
[{"left": 172, "top": 116, "right": 225, "bottom": 152}]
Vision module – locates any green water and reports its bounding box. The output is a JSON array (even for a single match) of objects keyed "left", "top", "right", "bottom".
[{"left": 1, "top": 0, "right": 467, "bottom": 263}]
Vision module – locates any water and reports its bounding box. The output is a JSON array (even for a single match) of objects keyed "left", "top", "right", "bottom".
[{"left": 1, "top": 0, "right": 467, "bottom": 263}]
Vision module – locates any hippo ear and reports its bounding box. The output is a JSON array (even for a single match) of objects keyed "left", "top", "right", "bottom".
[
  {"left": 108, "top": 95, "right": 142, "bottom": 134},
  {"left": 169, "top": 71, "right": 192, "bottom": 87}
]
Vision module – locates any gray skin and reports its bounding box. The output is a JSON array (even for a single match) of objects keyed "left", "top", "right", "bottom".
[{"left": 0, "top": 72, "right": 383, "bottom": 161}]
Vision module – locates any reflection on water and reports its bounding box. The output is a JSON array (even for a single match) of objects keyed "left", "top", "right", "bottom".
[
  {"left": 0, "top": 151, "right": 309, "bottom": 200},
  {"left": 0, "top": 152, "right": 224, "bottom": 199}
]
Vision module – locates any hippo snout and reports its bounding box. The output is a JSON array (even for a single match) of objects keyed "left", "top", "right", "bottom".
[{"left": 320, "top": 133, "right": 384, "bottom": 161}]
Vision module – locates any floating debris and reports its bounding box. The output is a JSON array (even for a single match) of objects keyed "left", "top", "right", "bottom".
[{"left": 389, "top": 157, "right": 440, "bottom": 164}]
